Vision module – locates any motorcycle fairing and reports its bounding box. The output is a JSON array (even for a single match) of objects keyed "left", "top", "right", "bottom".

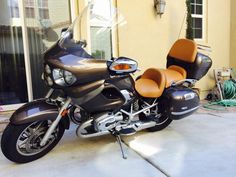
[
  {"left": 44, "top": 43, "right": 110, "bottom": 87},
  {"left": 10, "top": 99, "right": 70, "bottom": 129},
  {"left": 79, "top": 75, "right": 135, "bottom": 113}
]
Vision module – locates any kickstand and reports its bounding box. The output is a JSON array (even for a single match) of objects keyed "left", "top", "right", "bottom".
[{"left": 113, "top": 133, "right": 127, "bottom": 159}]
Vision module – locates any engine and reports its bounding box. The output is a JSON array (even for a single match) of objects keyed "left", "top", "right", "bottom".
[{"left": 94, "top": 112, "right": 124, "bottom": 132}]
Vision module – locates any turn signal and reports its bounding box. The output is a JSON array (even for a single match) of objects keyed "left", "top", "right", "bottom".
[{"left": 113, "top": 64, "right": 131, "bottom": 70}]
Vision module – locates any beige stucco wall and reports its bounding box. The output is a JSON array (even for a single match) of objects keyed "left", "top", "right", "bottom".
[
  {"left": 117, "top": 0, "right": 186, "bottom": 71},
  {"left": 116, "top": 0, "right": 231, "bottom": 98},
  {"left": 74, "top": 0, "right": 231, "bottom": 98},
  {"left": 230, "top": 0, "right": 236, "bottom": 69},
  {"left": 196, "top": 0, "right": 231, "bottom": 97}
]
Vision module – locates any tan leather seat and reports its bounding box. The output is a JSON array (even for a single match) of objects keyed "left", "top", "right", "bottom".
[
  {"left": 135, "top": 39, "right": 196, "bottom": 98},
  {"left": 168, "top": 39, "right": 197, "bottom": 63},
  {"left": 163, "top": 39, "right": 196, "bottom": 87},
  {"left": 163, "top": 65, "right": 187, "bottom": 88},
  {"left": 135, "top": 68, "right": 165, "bottom": 98}
]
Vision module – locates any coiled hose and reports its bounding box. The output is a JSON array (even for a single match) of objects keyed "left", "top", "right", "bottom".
[
  {"left": 204, "top": 79, "right": 236, "bottom": 110},
  {"left": 223, "top": 80, "right": 236, "bottom": 99}
]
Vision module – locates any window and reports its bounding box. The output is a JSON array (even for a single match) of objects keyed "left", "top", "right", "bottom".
[
  {"left": 9, "top": 0, "right": 20, "bottom": 18},
  {"left": 38, "top": 0, "right": 49, "bottom": 19},
  {"left": 8, "top": 0, "right": 49, "bottom": 19},
  {"left": 191, "top": 0, "right": 204, "bottom": 39},
  {"left": 1, "top": 0, "right": 71, "bottom": 110},
  {"left": 25, "top": 0, "right": 35, "bottom": 18},
  {"left": 89, "top": 0, "right": 113, "bottom": 60}
]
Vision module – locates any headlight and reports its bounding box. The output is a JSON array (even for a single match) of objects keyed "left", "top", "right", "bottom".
[
  {"left": 64, "top": 70, "right": 77, "bottom": 85},
  {"left": 52, "top": 69, "right": 76, "bottom": 86}
]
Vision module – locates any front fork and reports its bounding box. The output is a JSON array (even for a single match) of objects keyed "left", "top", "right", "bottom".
[{"left": 40, "top": 89, "right": 71, "bottom": 146}]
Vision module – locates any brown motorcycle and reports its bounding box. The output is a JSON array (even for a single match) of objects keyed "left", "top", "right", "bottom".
[{"left": 1, "top": 2, "right": 212, "bottom": 163}]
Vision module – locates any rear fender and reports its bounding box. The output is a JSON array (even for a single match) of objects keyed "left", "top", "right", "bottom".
[{"left": 10, "top": 99, "right": 70, "bottom": 129}]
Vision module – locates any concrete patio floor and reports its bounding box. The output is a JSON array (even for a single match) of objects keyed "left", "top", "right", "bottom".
[{"left": 0, "top": 113, "right": 236, "bottom": 177}]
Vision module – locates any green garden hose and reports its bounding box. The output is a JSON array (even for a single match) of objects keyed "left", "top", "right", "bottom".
[
  {"left": 204, "top": 79, "right": 236, "bottom": 110},
  {"left": 223, "top": 80, "right": 236, "bottom": 99}
]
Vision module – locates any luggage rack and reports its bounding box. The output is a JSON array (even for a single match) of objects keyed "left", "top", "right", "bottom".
[{"left": 197, "top": 44, "right": 212, "bottom": 53}]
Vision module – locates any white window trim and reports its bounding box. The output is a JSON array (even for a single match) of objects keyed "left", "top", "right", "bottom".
[
  {"left": 38, "top": 0, "right": 49, "bottom": 9},
  {"left": 84, "top": 0, "right": 118, "bottom": 58},
  {"left": 191, "top": 0, "right": 206, "bottom": 41}
]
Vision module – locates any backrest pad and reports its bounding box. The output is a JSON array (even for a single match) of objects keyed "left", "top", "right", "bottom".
[{"left": 168, "top": 39, "right": 197, "bottom": 63}]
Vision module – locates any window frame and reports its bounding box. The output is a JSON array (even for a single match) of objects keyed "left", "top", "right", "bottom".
[
  {"left": 89, "top": 0, "right": 114, "bottom": 59},
  {"left": 82, "top": 0, "right": 118, "bottom": 59},
  {"left": 9, "top": 0, "right": 50, "bottom": 19},
  {"left": 190, "top": 0, "right": 206, "bottom": 41},
  {"left": 38, "top": 0, "right": 49, "bottom": 19}
]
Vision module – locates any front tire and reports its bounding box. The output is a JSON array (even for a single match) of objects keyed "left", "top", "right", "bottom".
[{"left": 1, "top": 120, "right": 65, "bottom": 163}]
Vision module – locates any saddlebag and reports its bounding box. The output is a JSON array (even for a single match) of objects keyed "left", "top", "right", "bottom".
[{"left": 159, "top": 86, "right": 200, "bottom": 120}]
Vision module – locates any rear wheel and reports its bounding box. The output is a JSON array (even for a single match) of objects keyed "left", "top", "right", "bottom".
[
  {"left": 138, "top": 98, "right": 172, "bottom": 132},
  {"left": 147, "top": 114, "right": 172, "bottom": 132},
  {"left": 1, "top": 120, "right": 65, "bottom": 163}
]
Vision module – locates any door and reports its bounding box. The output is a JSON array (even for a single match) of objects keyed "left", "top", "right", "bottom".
[
  {"left": 0, "top": 0, "right": 71, "bottom": 111},
  {"left": 89, "top": 0, "right": 116, "bottom": 60},
  {"left": 24, "top": 0, "right": 71, "bottom": 99},
  {"left": 0, "top": 0, "right": 28, "bottom": 111}
]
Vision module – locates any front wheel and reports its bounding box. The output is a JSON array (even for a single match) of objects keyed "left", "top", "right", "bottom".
[{"left": 1, "top": 120, "right": 65, "bottom": 163}]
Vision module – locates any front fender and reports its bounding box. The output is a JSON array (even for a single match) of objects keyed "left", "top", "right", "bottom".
[{"left": 10, "top": 99, "right": 70, "bottom": 129}]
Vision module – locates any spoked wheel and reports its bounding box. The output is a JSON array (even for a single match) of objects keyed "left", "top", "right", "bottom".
[{"left": 1, "top": 120, "right": 65, "bottom": 163}]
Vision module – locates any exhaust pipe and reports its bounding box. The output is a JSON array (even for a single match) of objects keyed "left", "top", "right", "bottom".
[{"left": 76, "top": 119, "right": 156, "bottom": 138}]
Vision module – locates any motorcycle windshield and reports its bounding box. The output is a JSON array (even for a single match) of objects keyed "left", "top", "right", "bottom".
[{"left": 58, "top": 1, "right": 126, "bottom": 60}]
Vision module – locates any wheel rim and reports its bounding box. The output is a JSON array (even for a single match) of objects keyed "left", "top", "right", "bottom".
[
  {"left": 140, "top": 103, "right": 169, "bottom": 126},
  {"left": 154, "top": 115, "right": 169, "bottom": 125},
  {"left": 16, "top": 120, "right": 59, "bottom": 156}
]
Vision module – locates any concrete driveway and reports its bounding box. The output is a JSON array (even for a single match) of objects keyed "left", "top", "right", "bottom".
[{"left": 0, "top": 113, "right": 236, "bottom": 177}]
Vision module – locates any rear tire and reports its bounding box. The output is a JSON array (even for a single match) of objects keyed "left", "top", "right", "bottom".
[
  {"left": 147, "top": 115, "right": 172, "bottom": 132},
  {"left": 1, "top": 121, "right": 65, "bottom": 163},
  {"left": 138, "top": 98, "right": 172, "bottom": 132}
]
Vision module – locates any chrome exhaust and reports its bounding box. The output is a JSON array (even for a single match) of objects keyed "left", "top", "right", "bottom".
[
  {"left": 76, "top": 119, "right": 156, "bottom": 138},
  {"left": 76, "top": 119, "right": 110, "bottom": 138}
]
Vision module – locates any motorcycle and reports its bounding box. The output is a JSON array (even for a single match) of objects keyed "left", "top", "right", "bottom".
[{"left": 1, "top": 2, "right": 212, "bottom": 163}]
